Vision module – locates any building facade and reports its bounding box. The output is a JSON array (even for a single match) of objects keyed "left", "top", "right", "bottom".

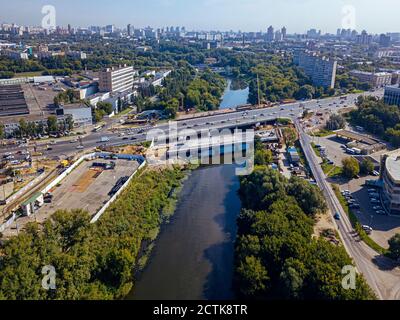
[
  {"left": 349, "top": 70, "right": 392, "bottom": 88},
  {"left": 99, "top": 65, "right": 134, "bottom": 93},
  {"left": 294, "top": 51, "right": 337, "bottom": 89},
  {"left": 384, "top": 85, "right": 400, "bottom": 107},
  {"left": 382, "top": 151, "right": 400, "bottom": 216}
]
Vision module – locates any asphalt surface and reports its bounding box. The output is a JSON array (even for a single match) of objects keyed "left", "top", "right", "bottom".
[
  {"left": 0, "top": 89, "right": 384, "bottom": 160},
  {"left": 296, "top": 119, "right": 400, "bottom": 300}
]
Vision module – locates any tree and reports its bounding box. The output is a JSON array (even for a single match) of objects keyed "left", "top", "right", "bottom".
[
  {"left": 0, "top": 123, "right": 5, "bottom": 139},
  {"left": 388, "top": 234, "right": 400, "bottom": 261},
  {"left": 236, "top": 256, "right": 269, "bottom": 297},
  {"left": 18, "top": 119, "right": 28, "bottom": 137},
  {"left": 47, "top": 116, "right": 58, "bottom": 133},
  {"left": 282, "top": 127, "right": 297, "bottom": 146},
  {"left": 287, "top": 176, "right": 327, "bottom": 217},
  {"left": 342, "top": 157, "right": 360, "bottom": 179},
  {"left": 295, "top": 85, "right": 315, "bottom": 100},
  {"left": 326, "top": 114, "right": 346, "bottom": 131},
  {"left": 360, "top": 159, "right": 374, "bottom": 175},
  {"left": 254, "top": 149, "right": 273, "bottom": 166}
]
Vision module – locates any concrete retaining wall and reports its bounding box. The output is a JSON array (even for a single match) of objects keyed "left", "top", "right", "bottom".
[{"left": 40, "top": 153, "right": 96, "bottom": 194}]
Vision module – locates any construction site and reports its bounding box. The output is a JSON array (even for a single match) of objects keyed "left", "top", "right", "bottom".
[{"left": 1, "top": 155, "right": 141, "bottom": 238}]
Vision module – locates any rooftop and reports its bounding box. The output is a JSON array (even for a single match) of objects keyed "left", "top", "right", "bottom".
[{"left": 386, "top": 152, "right": 400, "bottom": 184}]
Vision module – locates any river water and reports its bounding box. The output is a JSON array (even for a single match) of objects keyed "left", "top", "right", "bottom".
[
  {"left": 219, "top": 79, "right": 249, "bottom": 110},
  {"left": 130, "top": 165, "right": 241, "bottom": 300}
]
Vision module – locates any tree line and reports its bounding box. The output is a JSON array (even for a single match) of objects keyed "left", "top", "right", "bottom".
[
  {"left": 234, "top": 165, "right": 375, "bottom": 299},
  {"left": 349, "top": 96, "right": 400, "bottom": 147},
  {"left": 0, "top": 167, "right": 185, "bottom": 300}
]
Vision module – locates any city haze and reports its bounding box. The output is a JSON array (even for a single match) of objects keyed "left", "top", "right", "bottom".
[{"left": 1, "top": 0, "right": 400, "bottom": 33}]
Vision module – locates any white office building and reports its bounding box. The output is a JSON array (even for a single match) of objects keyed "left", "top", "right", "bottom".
[{"left": 99, "top": 65, "right": 135, "bottom": 93}]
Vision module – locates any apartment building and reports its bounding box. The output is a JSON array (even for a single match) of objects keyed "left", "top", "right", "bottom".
[
  {"left": 99, "top": 65, "right": 135, "bottom": 93},
  {"left": 294, "top": 51, "right": 337, "bottom": 89},
  {"left": 384, "top": 85, "right": 400, "bottom": 107},
  {"left": 349, "top": 70, "right": 392, "bottom": 88}
]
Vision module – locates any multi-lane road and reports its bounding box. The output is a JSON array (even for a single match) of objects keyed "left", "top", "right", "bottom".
[{"left": 0, "top": 89, "right": 383, "bottom": 159}]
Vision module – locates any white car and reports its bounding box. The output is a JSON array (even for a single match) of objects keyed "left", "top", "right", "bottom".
[{"left": 76, "top": 145, "right": 84, "bottom": 150}]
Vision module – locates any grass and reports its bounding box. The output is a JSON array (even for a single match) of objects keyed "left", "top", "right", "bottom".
[
  {"left": 312, "top": 129, "right": 335, "bottom": 138},
  {"left": 321, "top": 162, "right": 343, "bottom": 178},
  {"left": 311, "top": 143, "right": 343, "bottom": 178},
  {"left": 332, "top": 184, "right": 388, "bottom": 255},
  {"left": 13, "top": 71, "right": 44, "bottom": 78}
]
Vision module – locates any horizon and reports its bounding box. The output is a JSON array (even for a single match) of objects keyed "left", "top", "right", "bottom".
[{"left": 1, "top": 0, "right": 400, "bottom": 34}]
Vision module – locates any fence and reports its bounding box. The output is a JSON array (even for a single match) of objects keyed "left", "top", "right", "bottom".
[
  {"left": 0, "top": 213, "right": 16, "bottom": 233},
  {"left": 40, "top": 153, "right": 96, "bottom": 194},
  {"left": 4, "top": 172, "right": 47, "bottom": 205},
  {"left": 90, "top": 160, "right": 146, "bottom": 223}
]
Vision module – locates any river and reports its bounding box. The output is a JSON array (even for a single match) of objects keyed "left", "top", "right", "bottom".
[
  {"left": 130, "top": 165, "right": 241, "bottom": 300},
  {"left": 219, "top": 78, "right": 249, "bottom": 110}
]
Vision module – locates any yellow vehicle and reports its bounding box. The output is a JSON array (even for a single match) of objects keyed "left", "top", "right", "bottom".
[{"left": 60, "top": 160, "right": 69, "bottom": 168}]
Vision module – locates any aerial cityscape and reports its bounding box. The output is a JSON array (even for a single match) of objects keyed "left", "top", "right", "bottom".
[{"left": 1, "top": 0, "right": 400, "bottom": 308}]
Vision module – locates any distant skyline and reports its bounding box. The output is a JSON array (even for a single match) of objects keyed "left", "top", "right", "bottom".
[{"left": 1, "top": 0, "right": 400, "bottom": 34}]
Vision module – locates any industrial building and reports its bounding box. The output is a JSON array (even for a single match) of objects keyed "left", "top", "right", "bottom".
[{"left": 0, "top": 85, "right": 29, "bottom": 117}]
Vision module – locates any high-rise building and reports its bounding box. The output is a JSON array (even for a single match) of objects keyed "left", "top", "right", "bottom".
[
  {"left": 266, "top": 26, "right": 274, "bottom": 42},
  {"left": 105, "top": 25, "right": 114, "bottom": 34},
  {"left": 356, "top": 30, "right": 372, "bottom": 45},
  {"left": 384, "top": 84, "right": 400, "bottom": 107},
  {"left": 127, "top": 24, "right": 132, "bottom": 36},
  {"left": 275, "top": 30, "right": 282, "bottom": 41},
  {"left": 294, "top": 51, "right": 337, "bottom": 89},
  {"left": 379, "top": 34, "right": 391, "bottom": 47},
  {"left": 281, "top": 26, "right": 287, "bottom": 39},
  {"left": 99, "top": 65, "right": 134, "bottom": 93}
]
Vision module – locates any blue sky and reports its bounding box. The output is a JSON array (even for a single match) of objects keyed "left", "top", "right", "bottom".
[{"left": 1, "top": 0, "right": 400, "bottom": 33}]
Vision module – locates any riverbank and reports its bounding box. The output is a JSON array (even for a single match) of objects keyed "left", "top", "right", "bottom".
[{"left": 129, "top": 164, "right": 242, "bottom": 300}]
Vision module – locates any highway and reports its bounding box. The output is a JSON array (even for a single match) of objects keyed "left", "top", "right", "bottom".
[
  {"left": 0, "top": 89, "right": 383, "bottom": 160},
  {"left": 296, "top": 119, "right": 400, "bottom": 300}
]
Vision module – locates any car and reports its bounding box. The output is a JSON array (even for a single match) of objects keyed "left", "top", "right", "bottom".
[
  {"left": 368, "top": 189, "right": 377, "bottom": 192},
  {"left": 334, "top": 212, "right": 341, "bottom": 220},
  {"left": 122, "top": 137, "right": 129, "bottom": 140},
  {"left": 372, "top": 171, "right": 380, "bottom": 176},
  {"left": 362, "top": 225, "right": 373, "bottom": 234},
  {"left": 76, "top": 145, "right": 84, "bottom": 150},
  {"left": 130, "top": 137, "right": 137, "bottom": 141},
  {"left": 369, "top": 193, "right": 380, "bottom": 198},
  {"left": 373, "top": 206, "right": 383, "bottom": 211},
  {"left": 376, "top": 210, "right": 386, "bottom": 215},
  {"left": 371, "top": 200, "right": 380, "bottom": 204}
]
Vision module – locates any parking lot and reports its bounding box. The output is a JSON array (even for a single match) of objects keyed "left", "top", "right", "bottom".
[{"left": 339, "top": 176, "right": 400, "bottom": 249}]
